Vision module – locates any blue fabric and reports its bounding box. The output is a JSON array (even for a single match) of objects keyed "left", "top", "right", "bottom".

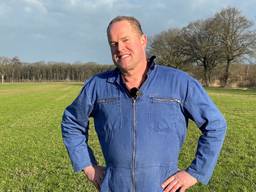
[{"left": 61, "top": 60, "right": 227, "bottom": 191}]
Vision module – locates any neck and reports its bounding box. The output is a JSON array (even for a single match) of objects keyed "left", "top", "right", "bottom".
[{"left": 121, "top": 60, "right": 148, "bottom": 90}]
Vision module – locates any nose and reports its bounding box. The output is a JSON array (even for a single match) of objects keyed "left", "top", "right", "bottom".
[{"left": 117, "top": 41, "right": 125, "bottom": 52}]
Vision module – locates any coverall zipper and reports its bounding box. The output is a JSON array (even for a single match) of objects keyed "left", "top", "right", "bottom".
[{"left": 131, "top": 98, "right": 136, "bottom": 192}]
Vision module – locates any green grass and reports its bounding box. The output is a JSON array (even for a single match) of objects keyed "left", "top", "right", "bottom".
[{"left": 0, "top": 83, "right": 255, "bottom": 191}]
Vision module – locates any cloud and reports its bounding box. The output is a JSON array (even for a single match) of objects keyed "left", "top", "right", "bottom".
[
  {"left": 23, "top": 0, "right": 48, "bottom": 14},
  {"left": 0, "top": 2, "right": 10, "bottom": 16}
]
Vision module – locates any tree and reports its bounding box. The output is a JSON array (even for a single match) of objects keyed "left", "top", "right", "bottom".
[
  {"left": 213, "top": 7, "right": 256, "bottom": 87},
  {"left": 0, "top": 57, "right": 11, "bottom": 84},
  {"left": 11, "top": 56, "right": 22, "bottom": 82},
  {"left": 148, "top": 28, "right": 186, "bottom": 68},
  {"left": 179, "top": 18, "right": 223, "bottom": 86}
]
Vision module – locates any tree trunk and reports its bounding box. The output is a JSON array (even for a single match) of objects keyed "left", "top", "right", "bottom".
[
  {"left": 203, "top": 61, "right": 210, "bottom": 87},
  {"left": 223, "top": 59, "right": 231, "bottom": 87},
  {"left": 1, "top": 74, "right": 4, "bottom": 84}
]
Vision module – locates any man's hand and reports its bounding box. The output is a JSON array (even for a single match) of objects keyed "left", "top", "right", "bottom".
[
  {"left": 161, "top": 170, "right": 198, "bottom": 192},
  {"left": 83, "top": 165, "right": 105, "bottom": 190}
]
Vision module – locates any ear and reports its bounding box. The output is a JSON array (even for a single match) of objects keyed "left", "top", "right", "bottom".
[{"left": 140, "top": 34, "right": 147, "bottom": 47}]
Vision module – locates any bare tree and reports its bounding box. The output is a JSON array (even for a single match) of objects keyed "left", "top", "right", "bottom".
[
  {"left": 148, "top": 28, "right": 186, "bottom": 69},
  {"left": 179, "top": 18, "right": 223, "bottom": 86},
  {"left": 0, "top": 57, "right": 12, "bottom": 84},
  {"left": 213, "top": 7, "right": 256, "bottom": 87},
  {"left": 11, "top": 56, "right": 22, "bottom": 82}
]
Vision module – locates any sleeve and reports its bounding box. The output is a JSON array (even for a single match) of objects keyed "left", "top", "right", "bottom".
[
  {"left": 61, "top": 81, "right": 97, "bottom": 172},
  {"left": 183, "top": 78, "right": 227, "bottom": 184}
]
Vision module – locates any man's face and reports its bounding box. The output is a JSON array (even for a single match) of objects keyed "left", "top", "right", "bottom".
[{"left": 108, "top": 20, "right": 147, "bottom": 72}]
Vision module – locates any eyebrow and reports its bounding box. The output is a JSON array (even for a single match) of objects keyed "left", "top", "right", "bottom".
[
  {"left": 109, "top": 35, "right": 129, "bottom": 43},
  {"left": 120, "top": 36, "right": 129, "bottom": 40}
]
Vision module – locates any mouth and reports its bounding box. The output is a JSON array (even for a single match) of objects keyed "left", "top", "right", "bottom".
[{"left": 116, "top": 53, "right": 130, "bottom": 62}]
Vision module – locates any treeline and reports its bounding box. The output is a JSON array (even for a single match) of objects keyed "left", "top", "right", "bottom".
[
  {"left": 0, "top": 56, "right": 114, "bottom": 83},
  {"left": 148, "top": 7, "right": 256, "bottom": 87},
  {"left": 1, "top": 55, "right": 255, "bottom": 87}
]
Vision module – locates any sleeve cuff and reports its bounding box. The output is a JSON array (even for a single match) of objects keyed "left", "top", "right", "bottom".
[{"left": 186, "top": 167, "right": 210, "bottom": 185}]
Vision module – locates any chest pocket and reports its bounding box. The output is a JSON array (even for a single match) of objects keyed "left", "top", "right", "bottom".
[
  {"left": 94, "top": 97, "right": 122, "bottom": 138},
  {"left": 149, "top": 97, "right": 181, "bottom": 133}
]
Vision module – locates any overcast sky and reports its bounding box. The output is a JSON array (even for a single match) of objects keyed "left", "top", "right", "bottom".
[{"left": 1, "top": 0, "right": 256, "bottom": 64}]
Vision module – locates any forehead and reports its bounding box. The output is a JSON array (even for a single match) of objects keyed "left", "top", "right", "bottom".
[{"left": 108, "top": 20, "right": 137, "bottom": 40}]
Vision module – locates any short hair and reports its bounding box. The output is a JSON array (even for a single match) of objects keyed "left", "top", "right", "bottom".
[{"left": 107, "top": 16, "right": 144, "bottom": 37}]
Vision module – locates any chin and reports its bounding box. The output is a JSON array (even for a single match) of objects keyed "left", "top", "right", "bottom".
[{"left": 116, "top": 64, "right": 131, "bottom": 72}]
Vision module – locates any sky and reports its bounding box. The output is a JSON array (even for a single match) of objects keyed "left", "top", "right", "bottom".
[{"left": 1, "top": 0, "right": 256, "bottom": 64}]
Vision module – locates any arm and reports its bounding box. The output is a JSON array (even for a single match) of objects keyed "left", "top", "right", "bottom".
[
  {"left": 184, "top": 79, "right": 227, "bottom": 184},
  {"left": 61, "top": 83, "right": 97, "bottom": 172},
  {"left": 162, "top": 78, "right": 227, "bottom": 192}
]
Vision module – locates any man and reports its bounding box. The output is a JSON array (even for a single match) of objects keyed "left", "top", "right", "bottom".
[{"left": 61, "top": 16, "right": 227, "bottom": 192}]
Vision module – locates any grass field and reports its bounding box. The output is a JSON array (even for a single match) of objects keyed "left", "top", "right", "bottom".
[{"left": 0, "top": 83, "right": 255, "bottom": 191}]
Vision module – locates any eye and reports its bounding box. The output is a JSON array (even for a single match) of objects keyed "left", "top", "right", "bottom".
[{"left": 110, "top": 42, "right": 117, "bottom": 47}]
